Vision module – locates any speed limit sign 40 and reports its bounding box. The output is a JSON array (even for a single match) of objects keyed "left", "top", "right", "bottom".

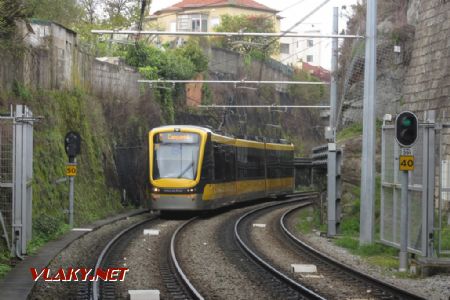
[{"left": 399, "top": 155, "right": 414, "bottom": 171}]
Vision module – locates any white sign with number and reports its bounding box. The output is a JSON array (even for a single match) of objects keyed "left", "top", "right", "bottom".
[{"left": 400, "top": 148, "right": 413, "bottom": 156}]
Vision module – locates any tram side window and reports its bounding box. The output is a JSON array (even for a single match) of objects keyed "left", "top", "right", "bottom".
[
  {"left": 254, "top": 148, "right": 265, "bottom": 178},
  {"left": 237, "top": 146, "right": 247, "bottom": 179},
  {"left": 201, "top": 140, "right": 213, "bottom": 180},
  {"left": 225, "top": 146, "right": 236, "bottom": 181},
  {"left": 266, "top": 150, "right": 276, "bottom": 178},
  {"left": 213, "top": 143, "right": 226, "bottom": 181}
]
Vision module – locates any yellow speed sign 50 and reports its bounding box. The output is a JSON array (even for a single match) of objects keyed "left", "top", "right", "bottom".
[
  {"left": 399, "top": 155, "right": 414, "bottom": 171},
  {"left": 66, "top": 164, "right": 77, "bottom": 176}
]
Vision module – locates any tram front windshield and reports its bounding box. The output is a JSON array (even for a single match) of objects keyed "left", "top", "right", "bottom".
[{"left": 153, "top": 132, "right": 200, "bottom": 180}]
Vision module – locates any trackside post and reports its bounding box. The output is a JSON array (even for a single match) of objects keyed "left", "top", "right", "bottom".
[
  {"left": 64, "top": 131, "right": 81, "bottom": 226},
  {"left": 395, "top": 112, "right": 418, "bottom": 272}
]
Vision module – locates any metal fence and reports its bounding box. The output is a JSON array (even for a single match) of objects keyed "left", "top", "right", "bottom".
[
  {"left": 381, "top": 122, "right": 434, "bottom": 256},
  {"left": 0, "top": 120, "right": 14, "bottom": 250},
  {"left": 382, "top": 116, "right": 450, "bottom": 257},
  {"left": 0, "top": 105, "right": 34, "bottom": 256},
  {"left": 437, "top": 125, "right": 450, "bottom": 255}
]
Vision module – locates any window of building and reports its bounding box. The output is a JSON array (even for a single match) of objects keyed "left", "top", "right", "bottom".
[
  {"left": 307, "top": 55, "right": 314, "bottom": 62},
  {"left": 280, "top": 43, "right": 290, "bottom": 54},
  {"left": 307, "top": 39, "right": 314, "bottom": 47},
  {"left": 177, "top": 14, "right": 208, "bottom": 32}
]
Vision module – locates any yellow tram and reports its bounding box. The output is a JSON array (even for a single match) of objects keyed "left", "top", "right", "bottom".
[{"left": 148, "top": 125, "right": 294, "bottom": 211}]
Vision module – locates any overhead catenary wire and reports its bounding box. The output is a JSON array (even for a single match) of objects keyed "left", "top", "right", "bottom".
[
  {"left": 201, "top": 105, "right": 330, "bottom": 109},
  {"left": 138, "top": 79, "right": 329, "bottom": 85},
  {"left": 91, "top": 30, "right": 362, "bottom": 39}
]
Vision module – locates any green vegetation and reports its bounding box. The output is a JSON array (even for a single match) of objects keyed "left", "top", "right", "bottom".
[
  {"left": 437, "top": 224, "right": 450, "bottom": 254},
  {"left": 297, "top": 173, "right": 401, "bottom": 272},
  {"left": 295, "top": 186, "right": 316, "bottom": 193},
  {"left": 27, "top": 220, "right": 70, "bottom": 255},
  {"left": 124, "top": 40, "right": 208, "bottom": 80},
  {"left": 26, "top": 0, "right": 83, "bottom": 28},
  {"left": 289, "top": 70, "right": 327, "bottom": 104},
  {"left": 201, "top": 83, "right": 213, "bottom": 105},
  {"left": 0, "top": 250, "right": 11, "bottom": 279},
  {"left": 5, "top": 84, "right": 124, "bottom": 257},
  {"left": 336, "top": 122, "right": 363, "bottom": 141},
  {"left": 123, "top": 39, "right": 209, "bottom": 123},
  {"left": 213, "top": 14, "right": 278, "bottom": 60},
  {"left": 0, "top": 0, "right": 27, "bottom": 52},
  {"left": 296, "top": 206, "right": 325, "bottom": 233}
]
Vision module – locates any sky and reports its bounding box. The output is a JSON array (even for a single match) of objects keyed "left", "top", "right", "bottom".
[{"left": 149, "top": 0, "right": 361, "bottom": 68}]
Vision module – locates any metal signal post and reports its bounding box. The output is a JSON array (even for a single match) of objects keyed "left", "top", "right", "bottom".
[
  {"left": 64, "top": 131, "right": 81, "bottom": 227},
  {"left": 395, "top": 112, "right": 418, "bottom": 272}
]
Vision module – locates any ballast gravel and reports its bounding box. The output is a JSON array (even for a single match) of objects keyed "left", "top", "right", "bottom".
[
  {"left": 249, "top": 203, "right": 373, "bottom": 299},
  {"left": 177, "top": 207, "right": 279, "bottom": 300},
  {"left": 30, "top": 213, "right": 151, "bottom": 299},
  {"left": 115, "top": 219, "right": 182, "bottom": 299},
  {"left": 285, "top": 208, "right": 450, "bottom": 300}
]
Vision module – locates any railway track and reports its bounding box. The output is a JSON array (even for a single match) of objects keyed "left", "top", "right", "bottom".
[
  {"left": 85, "top": 216, "right": 160, "bottom": 299},
  {"left": 281, "top": 205, "right": 425, "bottom": 300},
  {"left": 77, "top": 191, "right": 423, "bottom": 300},
  {"left": 236, "top": 198, "right": 425, "bottom": 299},
  {"left": 169, "top": 193, "right": 321, "bottom": 299},
  {"left": 82, "top": 214, "right": 202, "bottom": 300},
  {"left": 234, "top": 193, "right": 325, "bottom": 300}
]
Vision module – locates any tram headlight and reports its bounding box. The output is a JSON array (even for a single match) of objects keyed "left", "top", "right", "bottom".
[
  {"left": 152, "top": 187, "right": 160, "bottom": 192},
  {"left": 187, "top": 188, "right": 195, "bottom": 193}
]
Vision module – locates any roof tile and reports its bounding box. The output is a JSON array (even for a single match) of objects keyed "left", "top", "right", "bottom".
[{"left": 155, "top": 0, "right": 277, "bottom": 14}]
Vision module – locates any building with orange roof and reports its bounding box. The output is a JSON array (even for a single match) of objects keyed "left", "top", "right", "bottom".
[{"left": 146, "top": 0, "right": 280, "bottom": 44}]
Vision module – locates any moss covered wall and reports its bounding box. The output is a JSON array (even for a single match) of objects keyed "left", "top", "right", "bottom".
[{"left": 1, "top": 86, "right": 123, "bottom": 249}]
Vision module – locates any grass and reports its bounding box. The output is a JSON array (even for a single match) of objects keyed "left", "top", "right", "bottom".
[
  {"left": 336, "top": 122, "right": 363, "bottom": 141},
  {"left": 27, "top": 222, "right": 71, "bottom": 255},
  {"left": 295, "top": 186, "right": 316, "bottom": 193},
  {"left": 336, "top": 120, "right": 383, "bottom": 142},
  {"left": 0, "top": 251, "right": 11, "bottom": 280},
  {"left": 298, "top": 173, "right": 404, "bottom": 274},
  {"left": 296, "top": 206, "right": 325, "bottom": 233},
  {"left": 439, "top": 225, "right": 450, "bottom": 251}
]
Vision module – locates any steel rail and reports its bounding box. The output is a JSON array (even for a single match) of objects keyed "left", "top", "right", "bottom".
[
  {"left": 280, "top": 205, "right": 426, "bottom": 300},
  {"left": 91, "top": 216, "right": 159, "bottom": 300},
  {"left": 234, "top": 194, "right": 326, "bottom": 300},
  {"left": 170, "top": 217, "right": 205, "bottom": 300}
]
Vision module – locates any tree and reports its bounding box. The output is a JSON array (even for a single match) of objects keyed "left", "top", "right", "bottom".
[
  {"left": 26, "top": 0, "right": 83, "bottom": 28},
  {"left": 213, "top": 14, "right": 278, "bottom": 58},
  {"left": 0, "top": 0, "right": 28, "bottom": 53},
  {"left": 104, "top": 0, "right": 139, "bottom": 28},
  {"left": 79, "top": 0, "right": 98, "bottom": 24},
  {"left": 174, "top": 38, "right": 208, "bottom": 73}
]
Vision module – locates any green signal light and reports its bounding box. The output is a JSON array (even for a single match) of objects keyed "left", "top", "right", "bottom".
[{"left": 401, "top": 118, "right": 412, "bottom": 127}]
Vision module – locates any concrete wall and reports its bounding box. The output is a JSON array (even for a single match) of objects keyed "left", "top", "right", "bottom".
[
  {"left": 208, "top": 47, "right": 293, "bottom": 92},
  {"left": 402, "top": 0, "right": 450, "bottom": 115},
  {"left": 0, "top": 21, "right": 145, "bottom": 103},
  {"left": 339, "top": 0, "right": 449, "bottom": 125},
  {"left": 1, "top": 22, "right": 293, "bottom": 104}
]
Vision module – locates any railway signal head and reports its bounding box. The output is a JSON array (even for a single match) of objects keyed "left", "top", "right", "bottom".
[
  {"left": 65, "top": 131, "right": 81, "bottom": 159},
  {"left": 395, "top": 111, "right": 418, "bottom": 147}
]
